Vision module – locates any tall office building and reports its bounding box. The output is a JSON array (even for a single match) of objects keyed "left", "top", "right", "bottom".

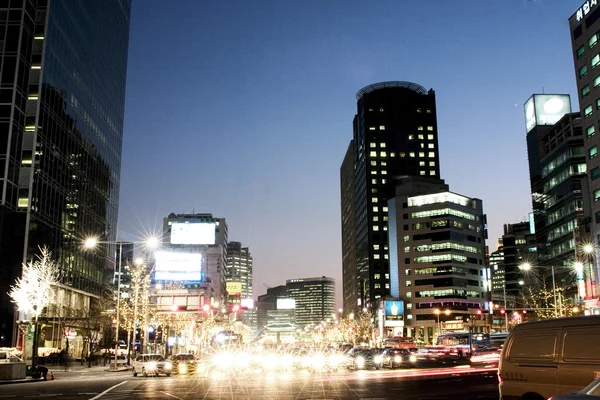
[
  {"left": 115, "top": 241, "right": 134, "bottom": 296},
  {"left": 387, "top": 177, "right": 488, "bottom": 343},
  {"left": 502, "top": 221, "right": 537, "bottom": 300},
  {"left": 226, "top": 241, "right": 253, "bottom": 302},
  {"left": 162, "top": 213, "right": 228, "bottom": 305},
  {"left": 340, "top": 81, "right": 440, "bottom": 313},
  {"left": 569, "top": 2, "right": 600, "bottom": 310},
  {"left": 0, "top": 0, "right": 131, "bottom": 346},
  {"left": 525, "top": 104, "right": 589, "bottom": 299},
  {"left": 286, "top": 276, "right": 335, "bottom": 327}
]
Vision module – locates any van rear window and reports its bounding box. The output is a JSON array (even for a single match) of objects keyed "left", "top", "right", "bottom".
[
  {"left": 563, "top": 331, "right": 600, "bottom": 362},
  {"left": 508, "top": 334, "right": 557, "bottom": 360}
]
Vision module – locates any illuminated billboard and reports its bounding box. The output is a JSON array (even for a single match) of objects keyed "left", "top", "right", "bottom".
[
  {"left": 240, "top": 298, "right": 254, "bottom": 309},
  {"left": 524, "top": 94, "right": 571, "bottom": 133},
  {"left": 170, "top": 222, "right": 216, "bottom": 245},
  {"left": 154, "top": 251, "right": 202, "bottom": 281},
  {"left": 384, "top": 300, "right": 404, "bottom": 321},
  {"left": 226, "top": 282, "right": 242, "bottom": 295},
  {"left": 276, "top": 298, "right": 296, "bottom": 310}
]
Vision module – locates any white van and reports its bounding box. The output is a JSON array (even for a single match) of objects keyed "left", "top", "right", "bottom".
[{"left": 499, "top": 315, "right": 600, "bottom": 400}]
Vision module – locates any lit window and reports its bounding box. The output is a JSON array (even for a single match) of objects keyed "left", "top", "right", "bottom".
[
  {"left": 399, "top": 152, "right": 405, "bottom": 157},
  {"left": 428, "top": 134, "right": 434, "bottom": 140},
  {"left": 381, "top": 179, "right": 387, "bottom": 184},
  {"left": 407, "top": 314, "right": 413, "bottom": 320},
  {"left": 590, "top": 145, "right": 598, "bottom": 159},
  {"left": 403, "top": 236, "right": 409, "bottom": 241},
  {"left": 418, "top": 134, "right": 424, "bottom": 140},
  {"left": 383, "top": 206, "right": 388, "bottom": 212},
  {"left": 427, "top": 126, "right": 434, "bottom": 131},
  {"left": 585, "top": 105, "right": 593, "bottom": 117},
  {"left": 406, "top": 280, "right": 412, "bottom": 286},
  {"left": 583, "top": 85, "right": 591, "bottom": 98},
  {"left": 373, "top": 225, "right": 380, "bottom": 231},
  {"left": 597, "top": 98, "right": 600, "bottom": 110},
  {"left": 374, "top": 254, "right": 380, "bottom": 259},
  {"left": 381, "top": 170, "right": 387, "bottom": 175},
  {"left": 417, "top": 126, "right": 424, "bottom": 131},
  {"left": 420, "top": 143, "right": 425, "bottom": 149},
  {"left": 580, "top": 65, "right": 589, "bottom": 79},
  {"left": 370, "top": 151, "right": 377, "bottom": 157},
  {"left": 385, "top": 283, "right": 389, "bottom": 288},
  {"left": 390, "top": 152, "right": 396, "bottom": 157},
  {"left": 426, "top": 109, "right": 432, "bottom": 113},
  {"left": 370, "top": 142, "right": 376, "bottom": 148},
  {"left": 429, "top": 161, "right": 436, "bottom": 166},
  {"left": 408, "top": 134, "right": 414, "bottom": 140},
  {"left": 373, "top": 206, "right": 379, "bottom": 212},
  {"left": 595, "top": 76, "right": 600, "bottom": 88},
  {"left": 370, "top": 161, "right": 377, "bottom": 166},
  {"left": 380, "top": 108, "right": 384, "bottom": 112},
  {"left": 369, "top": 126, "right": 376, "bottom": 130},
  {"left": 590, "top": 32, "right": 599, "bottom": 48},
  {"left": 420, "top": 171, "right": 426, "bottom": 175},
  {"left": 428, "top": 143, "right": 435, "bottom": 149},
  {"left": 406, "top": 292, "right": 412, "bottom": 298},
  {"left": 379, "top": 125, "right": 386, "bottom": 130},
  {"left": 371, "top": 179, "right": 377, "bottom": 184},
  {"left": 373, "top": 216, "right": 379, "bottom": 222},
  {"left": 371, "top": 170, "right": 377, "bottom": 175},
  {"left": 384, "top": 253, "right": 388, "bottom": 257},
  {"left": 409, "top": 152, "right": 415, "bottom": 157},
  {"left": 372, "top": 197, "right": 378, "bottom": 203},
  {"left": 428, "top": 152, "right": 435, "bottom": 157},
  {"left": 405, "top": 269, "right": 411, "bottom": 275},
  {"left": 406, "top": 303, "right": 412, "bottom": 309},
  {"left": 593, "top": 54, "right": 600, "bottom": 68},
  {"left": 381, "top": 161, "right": 387, "bottom": 166},
  {"left": 588, "top": 125, "right": 596, "bottom": 138},
  {"left": 404, "top": 247, "right": 410, "bottom": 253},
  {"left": 595, "top": 189, "right": 600, "bottom": 202},
  {"left": 385, "top": 272, "right": 389, "bottom": 278},
  {"left": 374, "top": 283, "right": 381, "bottom": 288},
  {"left": 577, "top": 45, "right": 585, "bottom": 59},
  {"left": 383, "top": 225, "right": 387, "bottom": 231},
  {"left": 380, "top": 142, "right": 386, "bottom": 148},
  {"left": 592, "top": 167, "right": 600, "bottom": 181},
  {"left": 419, "top": 161, "right": 425, "bottom": 166},
  {"left": 374, "top": 246, "right": 380, "bottom": 251},
  {"left": 380, "top": 151, "right": 387, "bottom": 157},
  {"left": 417, "top": 108, "right": 422, "bottom": 113},
  {"left": 18, "top": 198, "right": 29, "bottom": 208},
  {"left": 430, "top": 170, "right": 436, "bottom": 175}
]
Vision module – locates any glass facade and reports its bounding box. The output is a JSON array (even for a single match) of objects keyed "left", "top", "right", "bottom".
[
  {"left": 226, "top": 241, "right": 253, "bottom": 300},
  {"left": 286, "top": 277, "right": 335, "bottom": 327},
  {"left": 0, "top": 0, "right": 131, "bottom": 346}
]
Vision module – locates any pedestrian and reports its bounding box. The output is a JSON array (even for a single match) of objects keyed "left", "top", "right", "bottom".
[{"left": 37, "top": 365, "right": 48, "bottom": 380}]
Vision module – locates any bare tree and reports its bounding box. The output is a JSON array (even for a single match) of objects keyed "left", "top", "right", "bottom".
[{"left": 73, "top": 295, "right": 114, "bottom": 367}]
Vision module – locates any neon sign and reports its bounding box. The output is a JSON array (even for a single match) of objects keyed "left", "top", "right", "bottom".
[{"left": 576, "top": 0, "right": 598, "bottom": 21}]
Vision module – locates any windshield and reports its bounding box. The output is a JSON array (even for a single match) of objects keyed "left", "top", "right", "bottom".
[
  {"left": 143, "top": 355, "right": 165, "bottom": 362},
  {"left": 175, "top": 354, "right": 195, "bottom": 361}
]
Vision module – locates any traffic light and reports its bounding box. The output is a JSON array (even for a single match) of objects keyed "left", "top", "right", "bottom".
[{"left": 500, "top": 309, "right": 506, "bottom": 315}]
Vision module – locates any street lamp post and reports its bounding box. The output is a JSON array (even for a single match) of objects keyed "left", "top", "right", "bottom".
[{"left": 434, "top": 309, "right": 441, "bottom": 338}]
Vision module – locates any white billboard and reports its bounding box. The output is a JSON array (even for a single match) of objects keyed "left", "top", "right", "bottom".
[
  {"left": 524, "top": 94, "right": 571, "bottom": 133},
  {"left": 277, "top": 298, "right": 296, "bottom": 310},
  {"left": 170, "top": 222, "right": 216, "bottom": 245},
  {"left": 154, "top": 251, "right": 202, "bottom": 281},
  {"left": 240, "top": 298, "right": 254, "bottom": 309}
]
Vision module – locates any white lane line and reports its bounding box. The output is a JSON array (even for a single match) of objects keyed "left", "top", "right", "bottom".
[
  {"left": 88, "top": 381, "right": 128, "bottom": 400},
  {"left": 161, "top": 392, "right": 184, "bottom": 400}
]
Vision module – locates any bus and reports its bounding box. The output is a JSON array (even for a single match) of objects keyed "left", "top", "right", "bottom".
[{"left": 381, "top": 337, "right": 418, "bottom": 351}]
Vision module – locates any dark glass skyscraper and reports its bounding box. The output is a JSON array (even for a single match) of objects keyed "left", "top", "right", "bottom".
[
  {"left": 0, "top": 0, "right": 131, "bottom": 346},
  {"left": 340, "top": 81, "right": 440, "bottom": 313}
]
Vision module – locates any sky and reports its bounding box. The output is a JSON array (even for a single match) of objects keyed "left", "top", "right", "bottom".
[{"left": 118, "top": 0, "right": 584, "bottom": 306}]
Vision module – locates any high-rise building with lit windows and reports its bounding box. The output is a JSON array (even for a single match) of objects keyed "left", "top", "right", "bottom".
[
  {"left": 340, "top": 81, "right": 440, "bottom": 313},
  {"left": 286, "top": 276, "right": 335, "bottom": 327},
  {"left": 569, "top": 2, "right": 600, "bottom": 310},
  {"left": 387, "top": 177, "right": 488, "bottom": 344},
  {"left": 0, "top": 0, "right": 131, "bottom": 347},
  {"left": 226, "top": 241, "right": 253, "bottom": 302}
]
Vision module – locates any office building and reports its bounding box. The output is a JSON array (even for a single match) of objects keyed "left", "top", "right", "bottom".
[
  {"left": 489, "top": 246, "right": 506, "bottom": 306},
  {"left": 525, "top": 104, "right": 589, "bottom": 299},
  {"left": 341, "top": 81, "right": 440, "bottom": 313},
  {"left": 387, "top": 177, "right": 488, "bottom": 344},
  {"left": 569, "top": 3, "right": 600, "bottom": 310},
  {"left": 115, "top": 241, "right": 134, "bottom": 296},
  {"left": 502, "top": 221, "right": 537, "bottom": 301},
  {"left": 0, "top": 0, "right": 131, "bottom": 346},
  {"left": 286, "top": 276, "right": 335, "bottom": 327},
  {"left": 161, "top": 213, "right": 228, "bottom": 306},
  {"left": 226, "top": 241, "right": 253, "bottom": 303},
  {"left": 256, "top": 285, "right": 288, "bottom": 332}
]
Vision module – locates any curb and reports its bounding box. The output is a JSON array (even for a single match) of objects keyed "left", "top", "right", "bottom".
[{"left": 0, "top": 378, "right": 45, "bottom": 385}]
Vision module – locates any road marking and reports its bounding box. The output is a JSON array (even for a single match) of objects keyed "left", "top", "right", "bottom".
[
  {"left": 88, "top": 381, "right": 128, "bottom": 400},
  {"left": 161, "top": 392, "right": 184, "bottom": 400}
]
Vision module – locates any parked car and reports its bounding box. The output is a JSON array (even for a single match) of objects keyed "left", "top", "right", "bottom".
[
  {"left": 132, "top": 354, "right": 172, "bottom": 377},
  {"left": 548, "top": 375, "right": 600, "bottom": 399}
]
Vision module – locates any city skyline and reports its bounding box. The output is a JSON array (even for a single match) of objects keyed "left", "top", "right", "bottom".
[{"left": 118, "top": 0, "right": 583, "bottom": 305}]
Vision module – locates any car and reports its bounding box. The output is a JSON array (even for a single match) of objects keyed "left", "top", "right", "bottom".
[
  {"left": 344, "top": 348, "right": 383, "bottom": 370},
  {"left": 132, "top": 354, "right": 172, "bottom": 377},
  {"left": 549, "top": 376, "right": 600, "bottom": 399},
  {"left": 169, "top": 353, "right": 200, "bottom": 375},
  {"left": 381, "top": 348, "right": 417, "bottom": 368}
]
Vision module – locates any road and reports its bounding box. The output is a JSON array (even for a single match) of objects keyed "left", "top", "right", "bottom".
[{"left": 0, "top": 366, "right": 499, "bottom": 400}]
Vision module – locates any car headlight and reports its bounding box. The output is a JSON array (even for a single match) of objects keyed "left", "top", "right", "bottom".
[
  {"left": 374, "top": 355, "right": 383, "bottom": 364},
  {"left": 147, "top": 362, "right": 157, "bottom": 370},
  {"left": 239, "top": 353, "right": 251, "bottom": 367},
  {"left": 394, "top": 355, "right": 402, "bottom": 363},
  {"left": 281, "top": 355, "right": 294, "bottom": 366},
  {"left": 409, "top": 355, "right": 417, "bottom": 363},
  {"left": 165, "top": 362, "right": 172, "bottom": 370},
  {"left": 312, "top": 354, "right": 326, "bottom": 367},
  {"left": 356, "top": 356, "right": 365, "bottom": 367},
  {"left": 178, "top": 364, "right": 187, "bottom": 372}
]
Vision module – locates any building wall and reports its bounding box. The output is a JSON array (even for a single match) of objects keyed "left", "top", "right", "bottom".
[
  {"left": 341, "top": 81, "right": 440, "bottom": 313},
  {"left": 388, "top": 178, "right": 488, "bottom": 343},
  {"left": 226, "top": 241, "right": 253, "bottom": 301},
  {"left": 286, "top": 276, "right": 335, "bottom": 327},
  {"left": 0, "top": 0, "right": 131, "bottom": 346}
]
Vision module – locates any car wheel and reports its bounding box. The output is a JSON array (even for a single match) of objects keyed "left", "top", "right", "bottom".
[
  {"left": 132, "top": 368, "right": 137, "bottom": 377},
  {"left": 142, "top": 368, "right": 148, "bottom": 377},
  {"left": 166, "top": 373, "right": 171, "bottom": 377}
]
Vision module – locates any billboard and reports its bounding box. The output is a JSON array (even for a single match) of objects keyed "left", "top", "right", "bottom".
[
  {"left": 170, "top": 222, "right": 216, "bottom": 245},
  {"left": 226, "top": 282, "right": 242, "bottom": 295},
  {"left": 276, "top": 298, "right": 296, "bottom": 310},
  {"left": 524, "top": 94, "right": 571, "bottom": 133},
  {"left": 240, "top": 298, "right": 254, "bottom": 309},
  {"left": 384, "top": 300, "right": 404, "bottom": 321},
  {"left": 154, "top": 251, "right": 202, "bottom": 281}
]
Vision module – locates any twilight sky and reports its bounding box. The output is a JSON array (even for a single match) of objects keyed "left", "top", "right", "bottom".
[{"left": 118, "top": 0, "right": 584, "bottom": 306}]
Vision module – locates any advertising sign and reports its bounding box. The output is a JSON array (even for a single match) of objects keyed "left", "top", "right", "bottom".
[
  {"left": 240, "top": 298, "right": 254, "bottom": 309},
  {"left": 276, "top": 298, "right": 296, "bottom": 310},
  {"left": 384, "top": 300, "right": 404, "bottom": 321},
  {"left": 524, "top": 94, "right": 571, "bottom": 133},
  {"left": 226, "top": 281, "right": 242, "bottom": 295},
  {"left": 170, "top": 222, "right": 216, "bottom": 245},
  {"left": 154, "top": 251, "right": 202, "bottom": 281}
]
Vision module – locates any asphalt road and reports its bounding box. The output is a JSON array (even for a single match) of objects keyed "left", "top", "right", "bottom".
[{"left": 0, "top": 367, "right": 499, "bottom": 400}]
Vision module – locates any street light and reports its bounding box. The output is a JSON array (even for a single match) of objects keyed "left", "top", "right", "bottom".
[{"left": 83, "top": 235, "right": 159, "bottom": 370}]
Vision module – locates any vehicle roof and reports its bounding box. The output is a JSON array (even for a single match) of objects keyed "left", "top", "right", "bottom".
[{"left": 510, "top": 315, "right": 600, "bottom": 333}]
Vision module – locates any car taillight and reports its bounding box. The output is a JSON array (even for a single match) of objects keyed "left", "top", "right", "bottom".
[{"left": 497, "top": 373, "right": 502, "bottom": 384}]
